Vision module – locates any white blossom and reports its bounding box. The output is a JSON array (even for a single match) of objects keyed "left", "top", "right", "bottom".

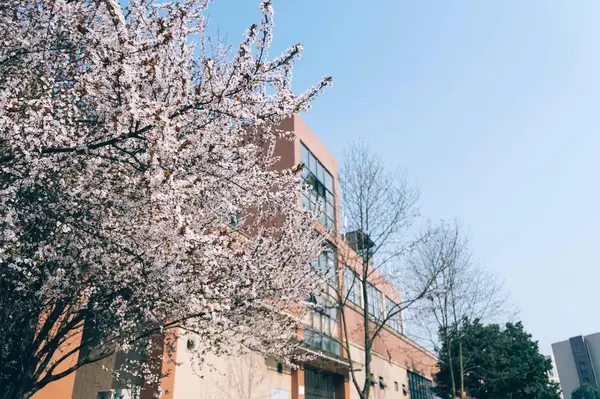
[{"left": 0, "top": 0, "right": 330, "bottom": 397}]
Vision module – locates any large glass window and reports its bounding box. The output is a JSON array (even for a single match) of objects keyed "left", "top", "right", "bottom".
[
  {"left": 301, "top": 143, "right": 335, "bottom": 229},
  {"left": 304, "top": 244, "right": 341, "bottom": 356},
  {"left": 408, "top": 371, "right": 434, "bottom": 399},
  {"left": 313, "top": 243, "right": 338, "bottom": 288},
  {"left": 385, "top": 297, "right": 402, "bottom": 333},
  {"left": 343, "top": 266, "right": 361, "bottom": 306},
  {"left": 366, "top": 283, "right": 383, "bottom": 319},
  {"left": 304, "top": 293, "right": 341, "bottom": 356}
]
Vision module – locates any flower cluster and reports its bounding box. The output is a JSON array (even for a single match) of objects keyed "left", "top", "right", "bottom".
[{"left": 0, "top": 0, "right": 329, "bottom": 395}]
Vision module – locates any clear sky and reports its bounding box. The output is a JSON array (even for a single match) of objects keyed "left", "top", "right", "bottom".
[{"left": 206, "top": 0, "right": 600, "bottom": 354}]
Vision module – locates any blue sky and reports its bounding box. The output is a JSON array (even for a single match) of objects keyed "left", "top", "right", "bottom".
[{"left": 206, "top": 0, "right": 600, "bottom": 354}]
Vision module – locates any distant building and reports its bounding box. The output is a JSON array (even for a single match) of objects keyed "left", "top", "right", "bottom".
[
  {"left": 545, "top": 355, "right": 563, "bottom": 399},
  {"left": 552, "top": 332, "right": 600, "bottom": 399}
]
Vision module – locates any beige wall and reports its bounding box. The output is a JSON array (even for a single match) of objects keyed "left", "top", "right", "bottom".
[
  {"left": 343, "top": 305, "right": 436, "bottom": 380},
  {"left": 173, "top": 334, "right": 292, "bottom": 399},
  {"left": 348, "top": 343, "right": 410, "bottom": 399}
]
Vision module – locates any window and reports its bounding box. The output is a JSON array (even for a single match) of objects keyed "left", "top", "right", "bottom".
[
  {"left": 313, "top": 243, "right": 338, "bottom": 288},
  {"left": 304, "top": 306, "right": 341, "bottom": 356},
  {"left": 343, "top": 266, "right": 361, "bottom": 306},
  {"left": 408, "top": 371, "right": 434, "bottom": 399},
  {"left": 309, "top": 306, "right": 339, "bottom": 337},
  {"left": 305, "top": 244, "right": 341, "bottom": 355},
  {"left": 367, "top": 283, "right": 383, "bottom": 319},
  {"left": 379, "top": 376, "right": 386, "bottom": 389},
  {"left": 301, "top": 143, "right": 335, "bottom": 229},
  {"left": 385, "top": 297, "right": 402, "bottom": 333},
  {"left": 304, "top": 311, "right": 342, "bottom": 356},
  {"left": 394, "top": 381, "right": 399, "bottom": 392},
  {"left": 229, "top": 212, "right": 240, "bottom": 228}
]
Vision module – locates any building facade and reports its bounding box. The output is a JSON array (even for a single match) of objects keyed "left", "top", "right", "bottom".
[
  {"left": 34, "top": 115, "right": 437, "bottom": 399},
  {"left": 545, "top": 355, "right": 563, "bottom": 399},
  {"left": 552, "top": 332, "right": 600, "bottom": 399}
]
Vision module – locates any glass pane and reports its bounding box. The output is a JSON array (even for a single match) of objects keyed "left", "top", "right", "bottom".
[
  {"left": 303, "top": 311, "right": 312, "bottom": 326},
  {"left": 301, "top": 193, "right": 310, "bottom": 210},
  {"left": 330, "top": 306, "right": 338, "bottom": 320},
  {"left": 306, "top": 173, "right": 315, "bottom": 189},
  {"left": 306, "top": 329, "right": 315, "bottom": 346},
  {"left": 324, "top": 171, "right": 333, "bottom": 192},
  {"left": 322, "top": 335, "right": 330, "bottom": 351},
  {"left": 308, "top": 152, "right": 316, "bottom": 174},
  {"left": 325, "top": 202, "right": 334, "bottom": 219},
  {"left": 326, "top": 190, "right": 333, "bottom": 203},
  {"left": 331, "top": 321, "right": 340, "bottom": 338},
  {"left": 333, "top": 341, "right": 341, "bottom": 356},
  {"left": 301, "top": 143, "right": 309, "bottom": 166},
  {"left": 316, "top": 162, "right": 323, "bottom": 184},
  {"left": 310, "top": 192, "right": 318, "bottom": 211},
  {"left": 315, "top": 180, "right": 325, "bottom": 197},
  {"left": 302, "top": 167, "right": 309, "bottom": 181}
]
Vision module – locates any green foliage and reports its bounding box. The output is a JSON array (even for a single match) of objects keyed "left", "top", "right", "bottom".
[
  {"left": 434, "top": 319, "right": 561, "bottom": 399},
  {"left": 572, "top": 385, "right": 600, "bottom": 399}
]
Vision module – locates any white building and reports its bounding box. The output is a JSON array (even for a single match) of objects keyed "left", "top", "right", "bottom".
[
  {"left": 545, "top": 354, "right": 563, "bottom": 399},
  {"left": 552, "top": 332, "right": 600, "bottom": 399}
]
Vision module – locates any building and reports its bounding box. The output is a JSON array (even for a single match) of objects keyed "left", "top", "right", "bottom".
[
  {"left": 552, "top": 332, "right": 600, "bottom": 399},
  {"left": 34, "top": 115, "right": 437, "bottom": 399},
  {"left": 545, "top": 355, "right": 563, "bottom": 399}
]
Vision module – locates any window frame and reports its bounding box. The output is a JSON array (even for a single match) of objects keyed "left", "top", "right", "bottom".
[
  {"left": 305, "top": 243, "right": 341, "bottom": 356},
  {"left": 304, "top": 306, "right": 342, "bottom": 356},
  {"left": 300, "top": 142, "right": 335, "bottom": 229},
  {"left": 313, "top": 242, "right": 338, "bottom": 288},
  {"left": 343, "top": 266, "right": 362, "bottom": 306},
  {"left": 366, "top": 283, "right": 383, "bottom": 319},
  {"left": 407, "top": 371, "right": 434, "bottom": 399},
  {"left": 385, "top": 296, "right": 402, "bottom": 333}
]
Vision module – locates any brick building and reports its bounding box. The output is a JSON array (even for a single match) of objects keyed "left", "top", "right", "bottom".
[{"left": 34, "top": 116, "right": 437, "bottom": 399}]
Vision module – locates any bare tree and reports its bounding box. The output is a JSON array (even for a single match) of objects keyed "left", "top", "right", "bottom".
[
  {"left": 407, "top": 220, "right": 508, "bottom": 398},
  {"left": 333, "top": 140, "right": 445, "bottom": 399}
]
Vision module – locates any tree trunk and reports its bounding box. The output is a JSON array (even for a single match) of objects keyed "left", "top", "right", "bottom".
[
  {"left": 446, "top": 334, "right": 457, "bottom": 399},
  {"left": 3, "top": 381, "right": 32, "bottom": 399},
  {"left": 458, "top": 338, "right": 465, "bottom": 398},
  {"left": 362, "top": 279, "right": 371, "bottom": 399}
]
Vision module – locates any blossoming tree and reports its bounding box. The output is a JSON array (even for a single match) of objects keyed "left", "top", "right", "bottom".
[{"left": 0, "top": 0, "right": 330, "bottom": 397}]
